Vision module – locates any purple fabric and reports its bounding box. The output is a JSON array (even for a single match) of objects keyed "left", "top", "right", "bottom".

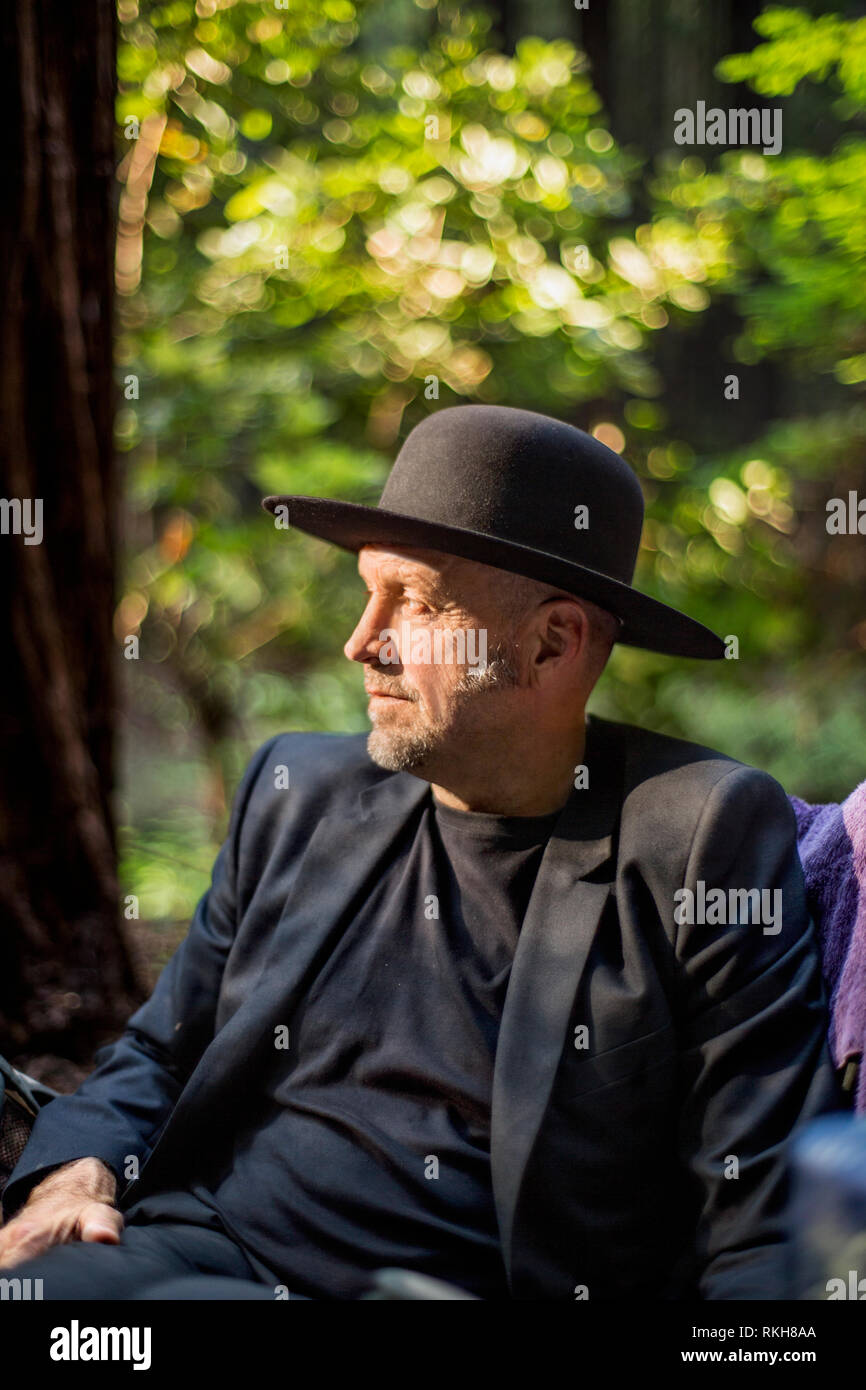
[{"left": 790, "top": 781, "right": 866, "bottom": 1114}]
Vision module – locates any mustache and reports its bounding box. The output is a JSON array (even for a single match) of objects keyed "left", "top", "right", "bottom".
[{"left": 365, "top": 675, "right": 419, "bottom": 701}]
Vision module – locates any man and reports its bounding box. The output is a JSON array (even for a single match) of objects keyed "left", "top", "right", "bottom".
[{"left": 0, "top": 405, "right": 843, "bottom": 1299}]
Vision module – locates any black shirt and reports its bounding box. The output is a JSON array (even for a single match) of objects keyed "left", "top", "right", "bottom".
[{"left": 127, "top": 787, "right": 562, "bottom": 1298}]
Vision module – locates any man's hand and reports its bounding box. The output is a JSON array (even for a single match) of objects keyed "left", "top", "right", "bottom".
[{"left": 0, "top": 1157, "right": 122, "bottom": 1269}]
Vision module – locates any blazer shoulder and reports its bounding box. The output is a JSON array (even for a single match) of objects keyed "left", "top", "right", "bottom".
[
  {"left": 235, "top": 729, "right": 393, "bottom": 825},
  {"left": 593, "top": 712, "right": 737, "bottom": 782},
  {"left": 593, "top": 714, "right": 790, "bottom": 851}
]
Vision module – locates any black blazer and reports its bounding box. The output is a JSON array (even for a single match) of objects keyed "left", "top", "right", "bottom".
[{"left": 2, "top": 713, "right": 844, "bottom": 1298}]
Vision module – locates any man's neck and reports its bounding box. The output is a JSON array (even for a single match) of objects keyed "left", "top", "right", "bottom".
[{"left": 428, "top": 721, "right": 586, "bottom": 817}]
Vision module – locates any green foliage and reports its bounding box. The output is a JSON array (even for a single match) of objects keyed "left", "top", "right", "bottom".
[
  {"left": 717, "top": 6, "right": 866, "bottom": 102},
  {"left": 630, "top": 7, "right": 866, "bottom": 782},
  {"left": 116, "top": 2, "right": 866, "bottom": 926}
]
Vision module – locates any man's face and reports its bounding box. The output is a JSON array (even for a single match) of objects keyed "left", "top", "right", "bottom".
[{"left": 343, "top": 545, "right": 520, "bottom": 775}]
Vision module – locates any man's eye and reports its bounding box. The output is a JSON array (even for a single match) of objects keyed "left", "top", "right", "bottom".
[{"left": 403, "top": 599, "right": 431, "bottom": 616}]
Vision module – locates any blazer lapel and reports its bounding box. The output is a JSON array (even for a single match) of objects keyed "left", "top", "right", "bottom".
[
  {"left": 127, "top": 769, "right": 430, "bottom": 1204},
  {"left": 490, "top": 713, "right": 624, "bottom": 1280}
]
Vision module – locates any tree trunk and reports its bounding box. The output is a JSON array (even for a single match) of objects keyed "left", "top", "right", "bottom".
[{"left": 0, "top": 0, "right": 144, "bottom": 1071}]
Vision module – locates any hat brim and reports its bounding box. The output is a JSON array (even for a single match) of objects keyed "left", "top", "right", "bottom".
[{"left": 262, "top": 494, "right": 725, "bottom": 660}]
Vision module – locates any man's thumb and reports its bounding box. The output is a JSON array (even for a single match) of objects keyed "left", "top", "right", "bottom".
[{"left": 79, "top": 1204, "right": 123, "bottom": 1243}]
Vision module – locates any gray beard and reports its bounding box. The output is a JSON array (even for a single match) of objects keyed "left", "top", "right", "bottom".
[
  {"left": 366, "top": 645, "right": 520, "bottom": 774},
  {"left": 367, "top": 725, "right": 438, "bottom": 773}
]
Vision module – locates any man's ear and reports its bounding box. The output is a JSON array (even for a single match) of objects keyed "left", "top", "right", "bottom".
[{"left": 535, "top": 599, "right": 589, "bottom": 665}]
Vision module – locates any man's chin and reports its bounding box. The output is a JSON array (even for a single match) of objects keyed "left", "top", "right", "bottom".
[{"left": 367, "top": 728, "right": 437, "bottom": 775}]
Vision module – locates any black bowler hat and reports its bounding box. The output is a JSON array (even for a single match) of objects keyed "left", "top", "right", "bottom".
[{"left": 262, "top": 404, "right": 724, "bottom": 659}]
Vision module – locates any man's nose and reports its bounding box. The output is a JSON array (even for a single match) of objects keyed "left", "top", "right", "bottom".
[{"left": 344, "top": 599, "right": 388, "bottom": 664}]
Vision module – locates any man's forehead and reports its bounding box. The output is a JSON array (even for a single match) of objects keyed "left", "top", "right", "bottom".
[{"left": 357, "top": 544, "right": 480, "bottom": 589}]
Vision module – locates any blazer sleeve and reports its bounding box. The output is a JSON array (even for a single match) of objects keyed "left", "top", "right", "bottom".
[
  {"left": 0, "top": 735, "right": 281, "bottom": 1223},
  {"left": 674, "top": 763, "right": 846, "bottom": 1300}
]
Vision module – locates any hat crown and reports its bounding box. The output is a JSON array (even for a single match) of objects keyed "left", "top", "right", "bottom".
[{"left": 380, "top": 405, "right": 644, "bottom": 586}]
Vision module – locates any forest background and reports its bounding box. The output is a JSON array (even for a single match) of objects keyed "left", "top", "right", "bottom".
[{"left": 3, "top": 0, "right": 865, "bottom": 1071}]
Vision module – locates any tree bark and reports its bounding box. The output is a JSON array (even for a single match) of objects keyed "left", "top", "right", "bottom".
[{"left": 0, "top": 0, "right": 143, "bottom": 1068}]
